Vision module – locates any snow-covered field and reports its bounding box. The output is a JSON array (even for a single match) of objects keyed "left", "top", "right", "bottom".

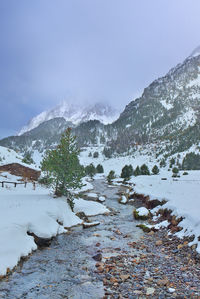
[
  {"left": 0, "top": 172, "right": 108, "bottom": 276},
  {"left": 130, "top": 170, "right": 200, "bottom": 252}
]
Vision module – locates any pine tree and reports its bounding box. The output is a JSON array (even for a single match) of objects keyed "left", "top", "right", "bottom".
[
  {"left": 96, "top": 164, "right": 104, "bottom": 173},
  {"left": 93, "top": 151, "right": 99, "bottom": 158},
  {"left": 41, "top": 128, "right": 84, "bottom": 209},
  {"left": 140, "top": 164, "right": 150, "bottom": 175},
  {"left": 182, "top": 152, "right": 200, "bottom": 170},
  {"left": 121, "top": 164, "right": 133, "bottom": 180},
  {"left": 159, "top": 159, "right": 166, "bottom": 168},
  {"left": 152, "top": 165, "right": 159, "bottom": 175},
  {"left": 85, "top": 163, "right": 96, "bottom": 178},
  {"left": 134, "top": 166, "right": 141, "bottom": 176}
]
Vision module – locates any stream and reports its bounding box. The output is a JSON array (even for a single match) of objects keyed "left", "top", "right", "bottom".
[{"left": 0, "top": 180, "right": 143, "bottom": 299}]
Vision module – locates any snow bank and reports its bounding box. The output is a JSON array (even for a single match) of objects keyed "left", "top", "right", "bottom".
[
  {"left": 131, "top": 171, "right": 200, "bottom": 251},
  {"left": 0, "top": 173, "right": 108, "bottom": 276},
  {"left": 0, "top": 178, "right": 82, "bottom": 276}
]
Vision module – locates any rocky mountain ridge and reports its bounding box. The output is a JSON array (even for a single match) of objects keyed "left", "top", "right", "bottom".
[
  {"left": 1, "top": 47, "right": 200, "bottom": 160},
  {"left": 18, "top": 102, "right": 120, "bottom": 135}
]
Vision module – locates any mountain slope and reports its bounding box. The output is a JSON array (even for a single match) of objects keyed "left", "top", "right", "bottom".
[
  {"left": 110, "top": 51, "right": 200, "bottom": 155},
  {"left": 18, "top": 102, "right": 119, "bottom": 135},
  {"left": 1, "top": 47, "right": 200, "bottom": 159}
]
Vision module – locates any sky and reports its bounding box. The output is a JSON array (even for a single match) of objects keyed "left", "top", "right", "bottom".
[{"left": 0, "top": 0, "right": 200, "bottom": 138}]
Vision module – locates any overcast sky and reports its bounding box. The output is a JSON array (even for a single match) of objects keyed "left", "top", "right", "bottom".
[{"left": 0, "top": 0, "right": 200, "bottom": 137}]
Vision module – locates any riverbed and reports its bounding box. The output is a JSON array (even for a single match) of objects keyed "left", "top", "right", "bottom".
[{"left": 0, "top": 180, "right": 142, "bottom": 299}]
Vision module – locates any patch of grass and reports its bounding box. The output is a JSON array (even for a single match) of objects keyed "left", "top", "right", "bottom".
[{"left": 136, "top": 224, "right": 151, "bottom": 233}]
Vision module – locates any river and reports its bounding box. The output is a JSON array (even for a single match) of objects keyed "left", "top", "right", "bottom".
[{"left": 0, "top": 179, "right": 143, "bottom": 299}]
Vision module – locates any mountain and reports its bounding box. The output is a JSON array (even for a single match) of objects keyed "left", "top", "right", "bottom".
[
  {"left": 110, "top": 48, "right": 200, "bottom": 156},
  {"left": 1, "top": 46, "right": 200, "bottom": 160},
  {"left": 18, "top": 102, "right": 120, "bottom": 135}
]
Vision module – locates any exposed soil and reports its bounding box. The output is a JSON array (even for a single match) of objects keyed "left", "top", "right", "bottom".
[{"left": 0, "top": 163, "right": 40, "bottom": 181}]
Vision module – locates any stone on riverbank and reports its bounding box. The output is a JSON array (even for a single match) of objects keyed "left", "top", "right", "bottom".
[{"left": 133, "top": 207, "right": 150, "bottom": 220}]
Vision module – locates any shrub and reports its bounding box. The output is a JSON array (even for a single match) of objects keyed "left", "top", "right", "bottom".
[
  {"left": 172, "top": 167, "right": 179, "bottom": 174},
  {"left": 183, "top": 171, "right": 188, "bottom": 175},
  {"left": 172, "top": 167, "right": 179, "bottom": 177}
]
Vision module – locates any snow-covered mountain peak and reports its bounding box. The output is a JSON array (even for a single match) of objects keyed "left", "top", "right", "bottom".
[
  {"left": 189, "top": 45, "right": 200, "bottom": 58},
  {"left": 18, "top": 102, "right": 120, "bottom": 135}
]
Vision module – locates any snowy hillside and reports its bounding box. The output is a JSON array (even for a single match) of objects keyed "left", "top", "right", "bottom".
[
  {"left": 0, "top": 146, "right": 39, "bottom": 170},
  {"left": 18, "top": 102, "right": 120, "bottom": 135}
]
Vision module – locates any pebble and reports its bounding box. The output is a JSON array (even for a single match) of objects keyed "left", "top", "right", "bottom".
[
  {"left": 168, "top": 287, "right": 175, "bottom": 293},
  {"left": 146, "top": 287, "right": 155, "bottom": 295}
]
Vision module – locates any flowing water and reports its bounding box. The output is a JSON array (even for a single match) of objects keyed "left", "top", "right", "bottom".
[{"left": 0, "top": 180, "right": 143, "bottom": 299}]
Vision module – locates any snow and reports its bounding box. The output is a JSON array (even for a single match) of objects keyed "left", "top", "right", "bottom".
[
  {"left": 154, "top": 220, "right": 169, "bottom": 230},
  {"left": 0, "top": 172, "right": 108, "bottom": 276},
  {"left": 79, "top": 146, "right": 156, "bottom": 176},
  {"left": 99, "top": 196, "right": 106, "bottom": 202},
  {"left": 83, "top": 221, "right": 100, "bottom": 228},
  {"left": 190, "top": 46, "right": 200, "bottom": 58},
  {"left": 18, "top": 102, "right": 120, "bottom": 135},
  {"left": 126, "top": 124, "right": 131, "bottom": 128},
  {"left": 73, "top": 177, "right": 94, "bottom": 194},
  {"left": 136, "top": 207, "right": 149, "bottom": 216},
  {"left": 177, "top": 108, "right": 196, "bottom": 128},
  {"left": 120, "top": 195, "right": 128, "bottom": 204},
  {"left": 0, "top": 146, "right": 38, "bottom": 170},
  {"left": 74, "top": 198, "right": 109, "bottom": 216},
  {"left": 86, "top": 192, "right": 98, "bottom": 198},
  {"left": 186, "top": 70, "right": 200, "bottom": 87},
  {"left": 130, "top": 171, "right": 200, "bottom": 251},
  {"left": 160, "top": 100, "right": 173, "bottom": 110}
]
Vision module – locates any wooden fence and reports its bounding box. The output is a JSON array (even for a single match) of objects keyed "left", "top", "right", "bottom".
[{"left": 0, "top": 181, "right": 36, "bottom": 189}]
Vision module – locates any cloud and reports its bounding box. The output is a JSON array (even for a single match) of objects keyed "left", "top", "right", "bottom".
[{"left": 0, "top": 0, "right": 200, "bottom": 137}]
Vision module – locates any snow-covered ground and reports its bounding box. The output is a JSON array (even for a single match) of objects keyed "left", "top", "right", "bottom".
[
  {"left": 0, "top": 172, "right": 108, "bottom": 276},
  {"left": 130, "top": 170, "right": 200, "bottom": 252}
]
